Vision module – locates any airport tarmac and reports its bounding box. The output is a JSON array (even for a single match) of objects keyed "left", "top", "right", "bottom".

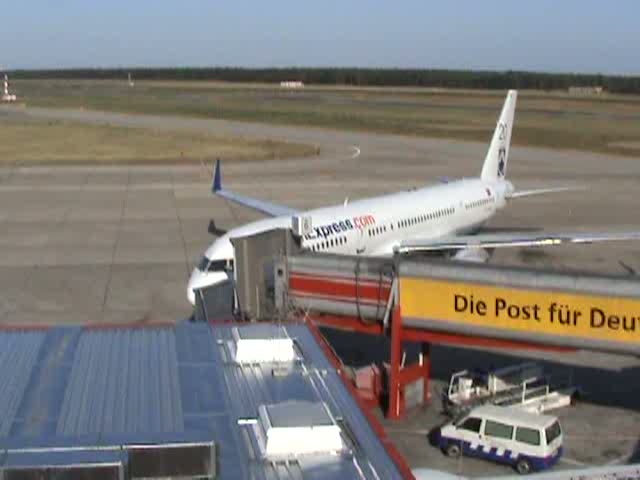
[{"left": 1, "top": 105, "right": 640, "bottom": 475}]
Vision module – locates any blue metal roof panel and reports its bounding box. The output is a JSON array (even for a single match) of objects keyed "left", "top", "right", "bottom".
[
  {"left": 56, "top": 328, "right": 183, "bottom": 437},
  {"left": 0, "top": 323, "right": 406, "bottom": 479},
  {"left": 0, "top": 331, "right": 47, "bottom": 437}
]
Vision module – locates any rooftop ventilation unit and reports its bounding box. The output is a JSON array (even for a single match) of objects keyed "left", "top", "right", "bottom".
[
  {"left": 233, "top": 327, "right": 296, "bottom": 364},
  {"left": 258, "top": 401, "right": 344, "bottom": 458}
]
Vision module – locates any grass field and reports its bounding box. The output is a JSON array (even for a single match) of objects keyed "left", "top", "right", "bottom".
[
  {"left": 0, "top": 117, "right": 317, "bottom": 165},
  {"left": 11, "top": 79, "right": 640, "bottom": 157}
]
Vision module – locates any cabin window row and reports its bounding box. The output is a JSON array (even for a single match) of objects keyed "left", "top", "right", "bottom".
[
  {"left": 368, "top": 225, "right": 388, "bottom": 237},
  {"left": 465, "top": 197, "right": 492, "bottom": 209},
  {"left": 397, "top": 207, "right": 455, "bottom": 229},
  {"left": 310, "top": 235, "right": 347, "bottom": 252}
]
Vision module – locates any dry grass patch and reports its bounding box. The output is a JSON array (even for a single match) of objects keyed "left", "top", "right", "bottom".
[
  {"left": 0, "top": 118, "right": 317, "bottom": 165},
  {"left": 13, "top": 79, "right": 640, "bottom": 157}
]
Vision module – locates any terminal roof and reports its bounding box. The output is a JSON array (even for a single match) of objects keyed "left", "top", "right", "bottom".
[{"left": 0, "top": 322, "right": 407, "bottom": 479}]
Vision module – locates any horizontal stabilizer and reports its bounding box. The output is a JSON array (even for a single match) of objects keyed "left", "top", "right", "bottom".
[
  {"left": 207, "top": 219, "right": 227, "bottom": 236},
  {"left": 398, "top": 230, "right": 640, "bottom": 253},
  {"left": 508, "top": 186, "right": 586, "bottom": 199}
]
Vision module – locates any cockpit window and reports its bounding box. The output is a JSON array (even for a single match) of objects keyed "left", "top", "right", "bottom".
[
  {"left": 198, "top": 256, "right": 210, "bottom": 271},
  {"left": 198, "top": 256, "right": 233, "bottom": 272}
]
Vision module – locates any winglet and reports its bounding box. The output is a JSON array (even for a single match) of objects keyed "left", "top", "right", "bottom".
[{"left": 212, "top": 159, "right": 222, "bottom": 193}]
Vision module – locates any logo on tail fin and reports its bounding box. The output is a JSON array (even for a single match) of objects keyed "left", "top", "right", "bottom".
[{"left": 497, "top": 148, "right": 506, "bottom": 177}]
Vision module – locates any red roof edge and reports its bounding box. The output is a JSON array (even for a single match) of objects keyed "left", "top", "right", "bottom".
[{"left": 305, "top": 319, "right": 416, "bottom": 480}]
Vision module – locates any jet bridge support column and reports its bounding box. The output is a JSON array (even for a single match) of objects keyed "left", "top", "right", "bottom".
[{"left": 388, "top": 305, "right": 431, "bottom": 420}]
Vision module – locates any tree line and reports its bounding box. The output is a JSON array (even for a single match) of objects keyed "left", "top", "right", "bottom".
[{"left": 10, "top": 67, "right": 640, "bottom": 94}]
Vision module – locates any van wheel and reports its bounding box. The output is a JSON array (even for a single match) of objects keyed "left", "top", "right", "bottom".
[
  {"left": 515, "top": 458, "right": 532, "bottom": 475},
  {"left": 445, "top": 443, "right": 461, "bottom": 458}
]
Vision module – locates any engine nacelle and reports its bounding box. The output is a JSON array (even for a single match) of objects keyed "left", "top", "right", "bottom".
[{"left": 451, "top": 247, "right": 492, "bottom": 263}]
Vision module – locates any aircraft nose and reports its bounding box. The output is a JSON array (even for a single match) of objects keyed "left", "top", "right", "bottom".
[
  {"left": 187, "top": 268, "right": 203, "bottom": 305},
  {"left": 187, "top": 268, "right": 229, "bottom": 305}
]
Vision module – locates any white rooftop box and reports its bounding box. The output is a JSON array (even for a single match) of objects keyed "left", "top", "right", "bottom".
[
  {"left": 233, "top": 327, "right": 296, "bottom": 364},
  {"left": 259, "top": 401, "right": 344, "bottom": 458}
]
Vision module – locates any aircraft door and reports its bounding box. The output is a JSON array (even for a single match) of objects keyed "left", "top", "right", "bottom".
[{"left": 355, "top": 227, "right": 366, "bottom": 255}]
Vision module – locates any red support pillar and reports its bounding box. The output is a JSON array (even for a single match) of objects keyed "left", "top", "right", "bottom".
[
  {"left": 388, "top": 305, "right": 403, "bottom": 420},
  {"left": 422, "top": 342, "right": 431, "bottom": 405},
  {"left": 388, "top": 306, "right": 434, "bottom": 420}
]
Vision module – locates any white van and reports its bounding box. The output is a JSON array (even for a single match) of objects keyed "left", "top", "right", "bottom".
[{"left": 436, "top": 405, "right": 563, "bottom": 474}]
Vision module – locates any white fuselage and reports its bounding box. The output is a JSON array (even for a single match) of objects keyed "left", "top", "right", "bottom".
[{"left": 187, "top": 177, "right": 508, "bottom": 304}]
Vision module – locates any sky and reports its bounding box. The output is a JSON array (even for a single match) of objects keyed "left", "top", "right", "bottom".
[{"left": 2, "top": 1, "right": 639, "bottom": 75}]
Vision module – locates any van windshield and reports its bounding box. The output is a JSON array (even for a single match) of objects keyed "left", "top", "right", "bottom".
[{"left": 545, "top": 421, "right": 562, "bottom": 444}]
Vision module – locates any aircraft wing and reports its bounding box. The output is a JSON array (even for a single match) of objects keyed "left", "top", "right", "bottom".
[
  {"left": 398, "top": 231, "right": 640, "bottom": 253},
  {"left": 211, "top": 159, "right": 298, "bottom": 217}
]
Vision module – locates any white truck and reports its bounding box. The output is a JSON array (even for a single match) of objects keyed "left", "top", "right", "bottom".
[{"left": 442, "top": 363, "right": 579, "bottom": 417}]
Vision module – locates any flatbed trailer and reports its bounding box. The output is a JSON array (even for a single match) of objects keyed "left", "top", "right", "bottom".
[{"left": 442, "top": 363, "right": 579, "bottom": 416}]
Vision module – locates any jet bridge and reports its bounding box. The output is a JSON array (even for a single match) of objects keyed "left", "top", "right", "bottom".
[
  {"left": 193, "top": 227, "right": 640, "bottom": 419},
  {"left": 274, "top": 251, "right": 640, "bottom": 419},
  {"left": 277, "top": 254, "right": 640, "bottom": 356}
]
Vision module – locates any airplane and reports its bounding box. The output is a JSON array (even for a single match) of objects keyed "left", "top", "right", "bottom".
[{"left": 187, "top": 90, "right": 640, "bottom": 305}]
